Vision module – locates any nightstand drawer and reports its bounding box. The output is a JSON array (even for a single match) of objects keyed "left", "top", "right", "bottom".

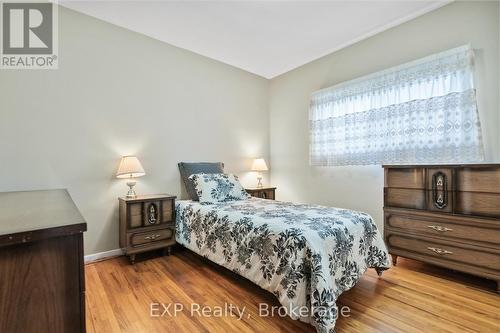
[
  {"left": 162, "top": 201, "right": 174, "bottom": 223},
  {"left": 130, "top": 228, "right": 175, "bottom": 247},
  {"left": 246, "top": 187, "right": 276, "bottom": 200},
  {"left": 130, "top": 215, "right": 142, "bottom": 228},
  {"left": 130, "top": 203, "right": 142, "bottom": 216},
  {"left": 260, "top": 190, "right": 275, "bottom": 200},
  {"left": 129, "top": 203, "right": 143, "bottom": 228}
]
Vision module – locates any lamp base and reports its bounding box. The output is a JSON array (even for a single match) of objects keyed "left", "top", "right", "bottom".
[
  {"left": 126, "top": 181, "right": 137, "bottom": 198},
  {"left": 256, "top": 176, "right": 263, "bottom": 188}
]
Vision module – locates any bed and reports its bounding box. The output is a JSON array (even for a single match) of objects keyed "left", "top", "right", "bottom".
[{"left": 175, "top": 197, "right": 391, "bottom": 333}]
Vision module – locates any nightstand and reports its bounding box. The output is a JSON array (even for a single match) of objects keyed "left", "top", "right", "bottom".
[
  {"left": 245, "top": 186, "right": 276, "bottom": 200},
  {"left": 119, "top": 194, "right": 176, "bottom": 264}
]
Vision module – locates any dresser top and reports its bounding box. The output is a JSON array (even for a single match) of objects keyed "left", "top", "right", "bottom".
[
  {"left": 383, "top": 163, "right": 500, "bottom": 169},
  {"left": 0, "top": 189, "right": 86, "bottom": 236}
]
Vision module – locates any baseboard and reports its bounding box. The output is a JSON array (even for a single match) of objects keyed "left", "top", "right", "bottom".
[{"left": 84, "top": 248, "right": 123, "bottom": 263}]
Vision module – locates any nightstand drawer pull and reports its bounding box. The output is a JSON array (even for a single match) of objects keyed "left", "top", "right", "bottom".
[
  {"left": 144, "top": 234, "right": 161, "bottom": 240},
  {"left": 427, "top": 247, "right": 453, "bottom": 255},
  {"left": 427, "top": 225, "right": 453, "bottom": 232},
  {"left": 129, "top": 228, "right": 174, "bottom": 247}
]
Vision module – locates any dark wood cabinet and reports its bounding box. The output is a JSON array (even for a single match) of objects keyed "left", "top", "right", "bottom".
[
  {"left": 119, "top": 194, "right": 176, "bottom": 264},
  {"left": 0, "top": 189, "right": 87, "bottom": 333},
  {"left": 383, "top": 165, "right": 500, "bottom": 293},
  {"left": 246, "top": 186, "right": 276, "bottom": 200}
]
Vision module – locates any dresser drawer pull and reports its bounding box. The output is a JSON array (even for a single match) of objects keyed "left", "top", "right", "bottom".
[
  {"left": 427, "top": 247, "right": 453, "bottom": 255},
  {"left": 427, "top": 225, "right": 453, "bottom": 232},
  {"left": 144, "top": 234, "right": 161, "bottom": 240}
]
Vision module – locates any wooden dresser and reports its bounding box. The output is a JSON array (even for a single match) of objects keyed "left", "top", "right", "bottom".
[
  {"left": 0, "top": 189, "right": 87, "bottom": 332},
  {"left": 119, "top": 194, "right": 176, "bottom": 264},
  {"left": 383, "top": 165, "right": 500, "bottom": 292}
]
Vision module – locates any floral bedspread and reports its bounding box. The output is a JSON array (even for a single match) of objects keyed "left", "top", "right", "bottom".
[{"left": 175, "top": 198, "right": 391, "bottom": 333}]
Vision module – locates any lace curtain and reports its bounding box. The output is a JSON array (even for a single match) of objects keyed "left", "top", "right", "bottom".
[{"left": 309, "top": 45, "right": 484, "bottom": 166}]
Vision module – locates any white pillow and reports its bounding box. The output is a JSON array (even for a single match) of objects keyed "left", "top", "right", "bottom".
[{"left": 188, "top": 173, "right": 250, "bottom": 204}]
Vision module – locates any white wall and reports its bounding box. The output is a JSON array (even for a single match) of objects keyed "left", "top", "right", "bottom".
[
  {"left": 0, "top": 7, "right": 269, "bottom": 254},
  {"left": 269, "top": 1, "right": 500, "bottom": 230}
]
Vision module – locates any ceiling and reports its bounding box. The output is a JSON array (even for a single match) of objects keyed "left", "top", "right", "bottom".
[{"left": 61, "top": 0, "right": 451, "bottom": 78}]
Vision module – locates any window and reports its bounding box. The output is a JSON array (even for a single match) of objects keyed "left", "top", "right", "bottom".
[{"left": 309, "top": 45, "right": 484, "bottom": 166}]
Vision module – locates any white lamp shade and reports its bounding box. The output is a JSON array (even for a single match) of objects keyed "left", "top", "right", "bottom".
[
  {"left": 251, "top": 158, "right": 268, "bottom": 172},
  {"left": 116, "top": 156, "right": 146, "bottom": 178}
]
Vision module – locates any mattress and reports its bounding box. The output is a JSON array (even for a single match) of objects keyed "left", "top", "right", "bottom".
[{"left": 175, "top": 197, "right": 391, "bottom": 333}]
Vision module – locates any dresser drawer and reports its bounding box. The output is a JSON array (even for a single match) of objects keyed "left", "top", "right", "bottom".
[
  {"left": 385, "top": 211, "right": 500, "bottom": 247},
  {"left": 385, "top": 167, "right": 425, "bottom": 189},
  {"left": 386, "top": 233, "right": 500, "bottom": 272},
  {"left": 455, "top": 192, "right": 500, "bottom": 218},
  {"left": 129, "top": 228, "right": 175, "bottom": 247},
  {"left": 456, "top": 167, "right": 500, "bottom": 192},
  {"left": 385, "top": 188, "right": 425, "bottom": 210}
]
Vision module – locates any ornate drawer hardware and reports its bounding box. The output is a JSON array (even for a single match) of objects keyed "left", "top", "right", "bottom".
[
  {"left": 432, "top": 171, "right": 448, "bottom": 209},
  {"left": 427, "top": 247, "right": 453, "bottom": 255},
  {"left": 146, "top": 202, "right": 159, "bottom": 225},
  {"left": 427, "top": 225, "right": 453, "bottom": 232},
  {"left": 144, "top": 234, "right": 161, "bottom": 240}
]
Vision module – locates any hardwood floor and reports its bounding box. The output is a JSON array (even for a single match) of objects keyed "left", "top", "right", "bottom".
[{"left": 86, "top": 248, "right": 499, "bottom": 333}]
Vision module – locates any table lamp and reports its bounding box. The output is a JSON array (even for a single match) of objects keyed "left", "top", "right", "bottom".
[
  {"left": 251, "top": 158, "right": 268, "bottom": 188},
  {"left": 116, "top": 156, "right": 146, "bottom": 198}
]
